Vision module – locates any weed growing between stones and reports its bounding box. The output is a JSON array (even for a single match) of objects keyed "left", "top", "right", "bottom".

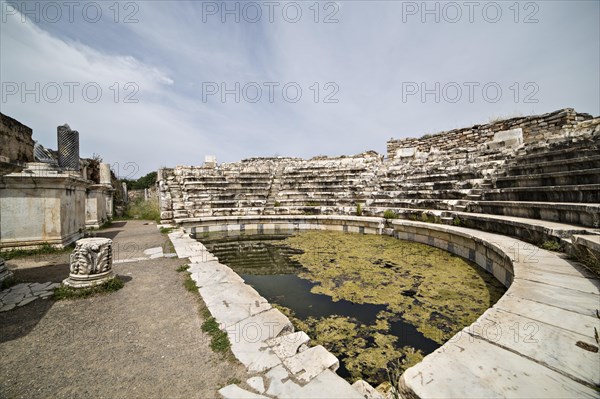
[
  {"left": 179, "top": 269, "right": 233, "bottom": 355},
  {"left": 540, "top": 240, "right": 562, "bottom": 251},
  {"left": 383, "top": 210, "right": 398, "bottom": 219},
  {"left": 176, "top": 264, "right": 189, "bottom": 272},
  {"left": 53, "top": 277, "right": 124, "bottom": 300},
  {"left": 183, "top": 273, "right": 198, "bottom": 292},
  {"left": 159, "top": 226, "right": 175, "bottom": 234},
  {"left": 202, "top": 317, "right": 231, "bottom": 352}
]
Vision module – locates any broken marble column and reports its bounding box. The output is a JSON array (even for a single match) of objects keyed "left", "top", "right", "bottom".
[
  {"left": 57, "top": 124, "right": 80, "bottom": 172},
  {"left": 99, "top": 163, "right": 112, "bottom": 185},
  {"left": 122, "top": 182, "right": 128, "bottom": 203},
  {"left": 63, "top": 238, "right": 115, "bottom": 288}
]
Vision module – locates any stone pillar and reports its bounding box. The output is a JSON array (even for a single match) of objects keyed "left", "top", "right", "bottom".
[
  {"left": 63, "top": 238, "right": 115, "bottom": 288},
  {"left": 106, "top": 193, "right": 114, "bottom": 217},
  {"left": 57, "top": 124, "right": 80, "bottom": 172},
  {"left": 144, "top": 188, "right": 149, "bottom": 201},
  {"left": 99, "top": 163, "right": 112, "bottom": 185},
  {"left": 122, "top": 182, "right": 128, "bottom": 203}
]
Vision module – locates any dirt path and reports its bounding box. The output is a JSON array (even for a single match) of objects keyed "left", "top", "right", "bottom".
[{"left": 0, "top": 220, "right": 247, "bottom": 399}]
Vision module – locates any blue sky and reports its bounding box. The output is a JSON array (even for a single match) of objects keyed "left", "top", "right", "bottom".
[{"left": 1, "top": 0, "right": 599, "bottom": 177}]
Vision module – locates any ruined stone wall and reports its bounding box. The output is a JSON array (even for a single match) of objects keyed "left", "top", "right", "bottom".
[
  {"left": 158, "top": 109, "right": 599, "bottom": 223},
  {"left": 0, "top": 166, "right": 87, "bottom": 249},
  {"left": 0, "top": 112, "right": 34, "bottom": 163},
  {"left": 387, "top": 108, "right": 592, "bottom": 158}
]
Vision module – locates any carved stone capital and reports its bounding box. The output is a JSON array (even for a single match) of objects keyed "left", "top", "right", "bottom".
[{"left": 63, "top": 238, "right": 115, "bottom": 288}]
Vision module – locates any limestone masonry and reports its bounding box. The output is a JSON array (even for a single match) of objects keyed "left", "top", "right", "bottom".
[{"left": 0, "top": 113, "right": 115, "bottom": 251}]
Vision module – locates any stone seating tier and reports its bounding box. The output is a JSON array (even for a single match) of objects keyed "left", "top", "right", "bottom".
[
  {"left": 504, "top": 154, "right": 600, "bottom": 175},
  {"left": 494, "top": 168, "right": 600, "bottom": 188},
  {"left": 484, "top": 184, "right": 600, "bottom": 203}
]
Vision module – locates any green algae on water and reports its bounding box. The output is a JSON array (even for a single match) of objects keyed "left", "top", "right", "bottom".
[
  {"left": 273, "top": 304, "right": 424, "bottom": 384},
  {"left": 275, "top": 231, "right": 506, "bottom": 384},
  {"left": 282, "top": 231, "right": 506, "bottom": 344}
]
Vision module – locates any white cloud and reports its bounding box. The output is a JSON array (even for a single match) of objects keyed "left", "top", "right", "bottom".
[{"left": 1, "top": 0, "right": 598, "bottom": 175}]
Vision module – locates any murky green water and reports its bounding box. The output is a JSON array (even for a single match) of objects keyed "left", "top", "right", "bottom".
[{"left": 199, "top": 230, "right": 506, "bottom": 385}]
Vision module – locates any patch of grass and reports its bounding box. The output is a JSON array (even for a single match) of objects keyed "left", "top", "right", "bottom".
[
  {"left": 53, "top": 277, "right": 124, "bottom": 300},
  {"left": 159, "top": 226, "right": 175, "bottom": 234},
  {"left": 452, "top": 217, "right": 462, "bottom": 226},
  {"left": 184, "top": 273, "right": 198, "bottom": 292},
  {"left": 0, "top": 243, "right": 73, "bottom": 261},
  {"left": 176, "top": 264, "right": 189, "bottom": 272},
  {"left": 163, "top": 239, "right": 176, "bottom": 255},
  {"left": 179, "top": 271, "right": 235, "bottom": 358},
  {"left": 124, "top": 198, "right": 160, "bottom": 222},
  {"left": 274, "top": 201, "right": 281, "bottom": 207},
  {"left": 540, "top": 240, "right": 562, "bottom": 251},
  {"left": 383, "top": 210, "right": 398, "bottom": 220},
  {"left": 305, "top": 201, "right": 320, "bottom": 207},
  {"left": 420, "top": 213, "right": 437, "bottom": 223},
  {"left": 202, "top": 316, "right": 231, "bottom": 352},
  {"left": 227, "top": 377, "right": 241, "bottom": 385}
]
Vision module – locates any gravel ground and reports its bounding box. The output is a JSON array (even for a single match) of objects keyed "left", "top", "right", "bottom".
[{"left": 0, "top": 220, "right": 247, "bottom": 399}]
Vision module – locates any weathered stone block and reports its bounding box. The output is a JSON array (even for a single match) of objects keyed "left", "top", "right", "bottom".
[{"left": 63, "top": 238, "right": 115, "bottom": 288}]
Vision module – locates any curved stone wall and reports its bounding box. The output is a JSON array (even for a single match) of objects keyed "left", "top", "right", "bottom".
[{"left": 168, "top": 215, "right": 599, "bottom": 397}]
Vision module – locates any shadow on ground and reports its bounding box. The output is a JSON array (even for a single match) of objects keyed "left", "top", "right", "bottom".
[
  {"left": 0, "top": 298, "right": 55, "bottom": 343},
  {"left": 0, "top": 274, "right": 133, "bottom": 344}
]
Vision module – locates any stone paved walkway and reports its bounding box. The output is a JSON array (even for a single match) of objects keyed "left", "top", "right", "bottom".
[{"left": 0, "top": 282, "right": 59, "bottom": 312}]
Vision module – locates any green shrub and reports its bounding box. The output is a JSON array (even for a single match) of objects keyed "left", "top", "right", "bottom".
[
  {"left": 420, "top": 213, "right": 437, "bottom": 223},
  {"left": 124, "top": 198, "right": 160, "bottom": 222},
  {"left": 383, "top": 210, "right": 398, "bottom": 220},
  {"left": 452, "top": 217, "right": 462, "bottom": 226},
  {"left": 541, "top": 241, "right": 561, "bottom": 251},
  {"left": 356, "top": 204, "right": 363, "bottom": 216}
]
